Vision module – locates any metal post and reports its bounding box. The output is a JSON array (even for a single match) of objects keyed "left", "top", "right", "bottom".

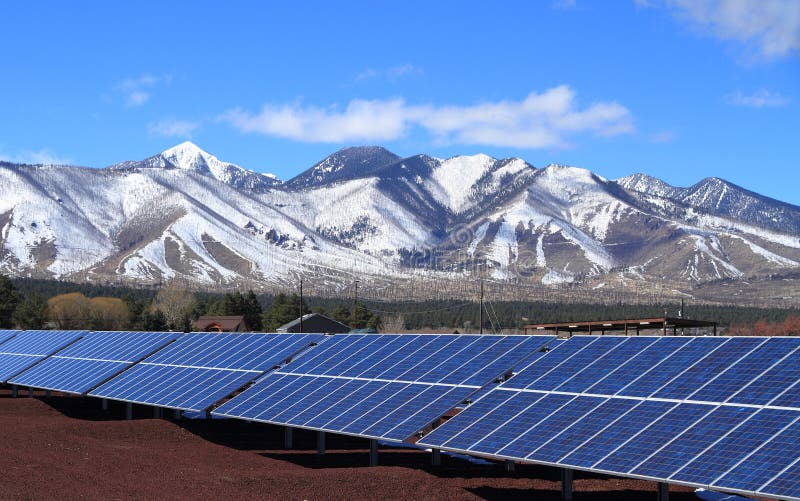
[
  {"left": 284, "top": 426, "right": 293, "bottom": 449},
  {"left": 101, "top": 398, "right": 108, "bottom": 411},
  {"left": 45, "top": 390, "right": 52, "bottom": 397},
  {"left": 317, "top": 430, "right": 325, "bottom": 455},
  {"left": 299, "top": 279, "right": 304, "bottom": 334},
  {"left": 657, "top": 482, "right": 669, "bottom": 501},
  {"left": 28, "top": 387, "right": 33, "bottom": 397},
  {"left": 369, "top": 439, "right": 379, "bottom": 466},
  {"left": 561, "top": 468, "right": 573, "bottom": 501},
  {"left": 173, "top": 409, "right": 181, "bottom": 420},
  {"left": 153, "top": 407, "right": 161, "bottom": 419},
  {"left": 126, "top": 402, "right": 133, "bottom": 420},
  {"left": 11, "top": 385, "right": 17, "bottom": 398},
  {"left": 431, "top": 448, "right": 441, "bottom": 466},
  {"left": 479, "top": 280, "right": 484, "bottom": 334},
  {"left": 504, "top": 459, "right": 515, "bottom": 472}
]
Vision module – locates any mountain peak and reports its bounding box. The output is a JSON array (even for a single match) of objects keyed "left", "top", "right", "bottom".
[{"left": 286, "top": 145, "right": 401, "bottom": 189}]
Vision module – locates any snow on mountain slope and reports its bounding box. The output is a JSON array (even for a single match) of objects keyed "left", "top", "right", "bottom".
[
  {"left": 109, "top": 142, "right": 282, "bottom": 192},
  {"left": 1, "top": 142, "right": 798, "bottom": 295},
  {"left": 285, "top": 146, "right": 400, "bottom": 189}
]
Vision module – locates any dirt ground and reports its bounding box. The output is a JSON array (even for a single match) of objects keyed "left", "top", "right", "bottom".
[{"left": 0, "top": 388, "right": 700, "bottom": 500}]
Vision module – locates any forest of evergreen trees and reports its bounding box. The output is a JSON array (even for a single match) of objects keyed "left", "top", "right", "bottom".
[{"left": 2, "top": 276, "right": 798, "bottom": 334}]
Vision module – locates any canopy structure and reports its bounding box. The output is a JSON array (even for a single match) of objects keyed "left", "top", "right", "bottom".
[{"left": 523, "top": 317, "right": 717, "bottom": 337}]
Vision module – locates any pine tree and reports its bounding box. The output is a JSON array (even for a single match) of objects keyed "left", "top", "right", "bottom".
[
  {"left": 12, "top": 293, "right": 47, "bottom": 329},
  {"left": 262, "top": 293, "right": 309, "bottom": 331},
  {"left": 0, "top": 274, "right": 19, "bottom": 328}
]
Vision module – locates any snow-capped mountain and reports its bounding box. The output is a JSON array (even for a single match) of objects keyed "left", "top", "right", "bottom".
[
  {"left": 110, "top": 142, "right": 282, "bottom": 192},
  {"left": 1, "top": 143, "right": 798, "bottom": 304}
]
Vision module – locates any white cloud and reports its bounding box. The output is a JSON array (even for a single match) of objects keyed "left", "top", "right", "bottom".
[
  {"left": 651, "top": 0, "right": 800, "bottom": 60},
  {"left": 727, "top": 89, "right": 792, "bottom": 107},
  {"left": 148, "top": 119, "right": 201, "bottom": 138},
  {"left": 356, "top": 64, "right": 424, "bottom": 81},
  {"left": 116, "top": 73, "right": 171, "bottom": 108},
  {"left": 219, "top": 85, "right": 634, "bottom": 149},
  {"left": 0, "top": 148, "right": 71, "bottom": 165}
]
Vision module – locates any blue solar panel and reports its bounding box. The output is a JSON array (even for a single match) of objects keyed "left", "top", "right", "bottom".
[
  {"left": 728, "top": 345, "right": 800, "bottom": 406},
  {"left": 0, "top": 330, "right": 18, "bottom": 346},
  {"left": 419, "top": 335, "right": 800, "bottom": 501},
  {"left": 526, "top": 337, "right": 627, "bottom": 391},
  {"left": 652, "top": 337, "right": 765, "bottom": 401},
  {"left": 630, "top": 405, "right": 757, "bottom": 479},
  {"left": 556, "top": 337, "right": 659, "bottom": 393},
  {"left": 691, "top": 338, "right": 800, "bottom": 404},
  {"left": 89, "top": 333, "right": 322, "bottom": 411},
  {"left": 714, "top": 418, "right": 800, "bottom": 494},
  {"left": 9, "top": 331, "right": 178, "bottom": 394},
  {"left": 532, "top": 397, "right": 640, "bottom": 463},
  {"left": 617, "top": 337, "right": 728, "bottom": 397},
  {"left": 503, "top": 336, "right": 598, "bottom": 390},
  {"left": 585, "top": 337, "right": 691, "bottom": 395},
  {"left": 0, "top": 330, "right": 85, "bottom": 382},
  {"left": 670, "top": 408, "right": 800, "bottom": 486},
  {"left": 213, "top": 334, "right": 553, "bottom": 441}
]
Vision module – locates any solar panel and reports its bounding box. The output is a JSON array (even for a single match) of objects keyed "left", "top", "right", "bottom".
[
  {"left": 9, "top": 331, "right": 178, "bottom": 394},
  {"left": 88, "top": 333, "right": 322, "bottom": 412},
  {"left": 0, "top": 330, "right": 18, "bottom": 346},
  {"left": 0, "top": 330, "right": 85, "bottom": 382},
  {"left": 212, "top": 334, "right": 554, "bottom": 442},
  {"left": 418, "top": 336, "right": 800, "bottom": 501}
]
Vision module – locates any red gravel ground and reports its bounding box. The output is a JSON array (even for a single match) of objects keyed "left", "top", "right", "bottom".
[{"left": 0, "top": 389, "right": 702, "bottom": 500}]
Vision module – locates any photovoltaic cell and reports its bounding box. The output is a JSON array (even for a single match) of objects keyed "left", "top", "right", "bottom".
[
  {"left": 90, "top": 333, "right": 322, "bottom": 411},
  {"left": 715, "top": 418, "right": 800, "bottom": 494},
  {"left": 670, "top": 408, "right": 800, "bottom": 486},
  {"left": 9, "top": 331, "right": 178, "bottom": 394},
  {"left": 0, "top": 330, "right": 85, "bottom": 382},
  {"left": 418, "top": 336, "right": 800, "bottom": 501},
  {"left": 213, "top": 334, "right": 553, "bottom": 441},
  {"left": 0, "top": 330, "right": 18, "bottom": 346}
]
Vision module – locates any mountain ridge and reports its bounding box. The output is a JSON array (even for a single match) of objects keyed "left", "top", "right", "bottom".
[{"left": 1, "top": 142, "right": 798, "bottom": 306}]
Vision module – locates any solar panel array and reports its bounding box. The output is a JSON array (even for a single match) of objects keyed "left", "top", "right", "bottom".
[
  {"left": 418, "top": 336, "right": 800, "bottom": 501},
  {"left": 89, "top": 333, "right": 324, "bottom": 412},
  {"left": 0, "top": 330, "right": 18, "bottom": 346},
  {"left": 9, "top": 331, "right": 178, "bottom": 394},
  {"left": 0, "top": 330, "right": 85, "bottom": 382},
  {"left": 212, "top": 334, "right": 554, "bottom": 442}
]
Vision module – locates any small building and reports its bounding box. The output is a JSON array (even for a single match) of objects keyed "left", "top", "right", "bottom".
[
  {"left": 523, "top": 316, "right": 717, "bottom": 338},
  {"left": 277, "top": 313, "right": 350, "bottom": 334},
  {"left": 193, "top": 315, "right": 250, "bottom": 333}
]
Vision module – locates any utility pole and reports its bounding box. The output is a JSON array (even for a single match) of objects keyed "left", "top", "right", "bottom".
[
  {"left": 299, "top": 278, "right": 304, "bottom": 334},
  {"left": 480, "top": 279, "right": 484, "bottom": 335},
  {"left": 352, "top": 279, "right": 359, "bottom": 327}
]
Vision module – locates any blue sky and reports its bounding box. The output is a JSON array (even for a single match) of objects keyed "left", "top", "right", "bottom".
[{"left": 1, "top": 1, "right": 798, "bottom": 203}]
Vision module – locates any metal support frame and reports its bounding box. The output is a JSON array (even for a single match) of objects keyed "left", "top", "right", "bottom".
[
  {"left": 561, "top": 468, "right": 573, "bottom": 501},
  {"left": 284, "top": 426, "right": 293, "bottom": 449},
  {"left": 125, "top": 402, "right": 133, "bottom": 420},
  {"left": 173, "top": 409, "right": 182, "bottom": 420},
  {"left": 431, "top": 448, "right": 441, "bottom": 466},
  {"left": 153, "top": 407, "right": 161, "bottom": 419},
  {"left": 369, "top": 439, "right": 379, "bottom": 467},
  {"left": 11, "top": 385, "right": 17, "bottom": 398},
  {"left": 657, "top": 482, "right": 669, "bottom": 501},
  {"left": 45, "top": 390, "right": 52, "bottom": 397},
  {"left": 316, "top": 431, "right": 325, "bottom": 455},
  {"left": 504, "top": 459, "right": 515, "bottom": 472},
  {"left": 101, "top": 398, "right": 108, "bottom": 411},
  {"left": 28, "top": 387, "right": 34, "bottom": 397}
]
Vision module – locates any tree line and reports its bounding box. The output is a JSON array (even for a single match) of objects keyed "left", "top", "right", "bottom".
[{"left": 2, "top": 276, "right": 798, "bottom": 334}]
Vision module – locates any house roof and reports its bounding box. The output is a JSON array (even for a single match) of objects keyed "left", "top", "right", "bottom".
[
  {"left": 277, "top": 313, "right": 350, "bottom": 333},
  {"left": 193, "top": 315, "right": 249, "bottom": 332}
]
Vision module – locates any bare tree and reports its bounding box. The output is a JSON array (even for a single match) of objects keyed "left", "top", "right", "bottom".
[{"left": 153, "top": 285, "right": 197, "bottom": 330}]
